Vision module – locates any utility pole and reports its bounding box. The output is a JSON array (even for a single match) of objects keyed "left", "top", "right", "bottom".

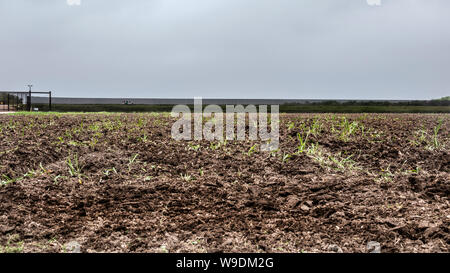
[{"left": 28, "top": 84, "right": 33, "bottom": 111}]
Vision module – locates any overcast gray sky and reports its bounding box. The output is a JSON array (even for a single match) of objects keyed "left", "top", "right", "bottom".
[{"left": 0, "top": 0, "right": 449, "bottom": 99}]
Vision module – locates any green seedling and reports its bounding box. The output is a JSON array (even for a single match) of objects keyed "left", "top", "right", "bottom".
[
  {"left": 247, "top": 144, "right": 258, "bottom": 156},
  {"left": 209, "top": 142, "right": 221, "bottom": 150},
  {"left": 53, "top": 175, "right": 68, "bottom": 184},
  {"left": 433, "top": 119, "right": 443, "bottom": 148},
  {"left": 287, "top": 121, "right": 295, "bottom": 131},
  {"left": 66, "top": 154, "right": 83, "bottom": 179},
  {"left": 128, "top": 154, "right": 139, "bottom": 171},
  {"left": 103, "top": 167, "right": 118, "bottom": 177},
  {"left": 1, "top": 175, "right": 16, "bottom": 186},
  {"left": 296, "top": 131, "right": 310, "bottom": 153},
  {"left": 188, "top": 143, "right": 201, "bottom": 151},
  {"left": 0, "top": 234, "right": 24, "bottom": 253},
  {"left": 282, "top": 153, "right": 292, "bottom": 164},
  {"left": 180, "top": 173, "right": 195, "bottom": 182}
]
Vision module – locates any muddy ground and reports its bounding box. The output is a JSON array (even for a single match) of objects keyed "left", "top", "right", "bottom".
[{"left": 0, "top": 113, "right": 449, "bottom": 253}]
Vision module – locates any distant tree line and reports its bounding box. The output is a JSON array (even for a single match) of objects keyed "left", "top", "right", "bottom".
[
  {"left": 0, "top": 93, "right": 24, "bottom": 104},
  {"left": 285, "top": 98, "right": 450, "bottom": 107}
]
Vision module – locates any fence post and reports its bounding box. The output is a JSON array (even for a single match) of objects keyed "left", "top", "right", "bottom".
[
  {"left": 49, "top": 91, "right": 52, "bottom": 111},
  {"left": 28, "top": 85, "right": 32, "bottom": 111}
]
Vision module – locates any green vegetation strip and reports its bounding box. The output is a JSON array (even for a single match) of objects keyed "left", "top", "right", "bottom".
[{"left": 27, "top": 104, "right": 450, "bottom": 113}]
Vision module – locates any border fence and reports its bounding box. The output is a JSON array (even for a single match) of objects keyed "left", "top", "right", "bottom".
[{"left": 0, "top": 91, "right": 51, "bottom": 112}]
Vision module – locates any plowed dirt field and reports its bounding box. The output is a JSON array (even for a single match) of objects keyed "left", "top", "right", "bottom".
[{"left": 0, "top": 113, "right": 448, "bottom": 253}]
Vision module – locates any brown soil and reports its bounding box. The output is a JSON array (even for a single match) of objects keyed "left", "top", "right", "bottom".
[{"left": 0, "top": 113, "right": 449, "bottom": 253}]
